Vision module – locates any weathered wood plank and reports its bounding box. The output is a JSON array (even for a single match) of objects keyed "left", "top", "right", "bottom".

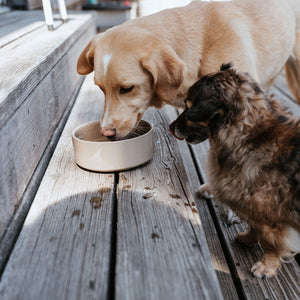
[
  {"left": 0, "top": 75, "right": 115, "bottom": 300},
  {"left": 0, "top": 11, "right": 44, "bottom": 47},
  {"left": 0, "top": 13, "right": 95, "bottom": 127},
  {"left": 116, "top": 107, "right": 223, "bottom": 300},
  {"left": 0, "top": 23, "right": 94, "bottom": 239},
  {"left": 164, "top": 105, "right": 239, "bottom": 300}
]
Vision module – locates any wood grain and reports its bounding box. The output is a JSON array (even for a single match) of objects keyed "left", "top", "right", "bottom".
[
  {"left": 116, "top": 107, "right": 223, "bottom": 300},
  {"left": 0, "top": 75, "right": 115, "bottom": 300},
  {"left": 0, "top": 13, "right": 95, "bottom": 127},
  {"left": 0, "top": 14, "right": 95, "bottom": 240},
  {"left": 0, "top": 11, "right": 44, "bottom": 47}
]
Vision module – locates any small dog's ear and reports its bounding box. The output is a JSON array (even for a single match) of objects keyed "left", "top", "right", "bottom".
[
  {"left": 77, "top": 39, "right": 95, "bottom": 75},
  {"left": 220, "top": 62, "right": 233, "bottom": 71},
  {"left": 141, "top": 44, "right": 186, "bottom": 103}
]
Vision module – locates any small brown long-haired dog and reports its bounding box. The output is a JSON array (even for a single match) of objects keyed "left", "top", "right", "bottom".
[{"left": 169, "top": 63, "right": 300, "bottom": 278}]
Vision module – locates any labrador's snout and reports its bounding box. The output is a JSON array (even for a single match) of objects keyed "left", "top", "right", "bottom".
[{"left": 100, "top": 124, "right": 116, "bottom": 137}]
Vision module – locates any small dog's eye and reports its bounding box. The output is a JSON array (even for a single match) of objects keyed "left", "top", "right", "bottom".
[
  {"left": 120, "top": 86, "right": 134, "bottom": 94},
  {"left": 184, "top": 99, "right": 188, "bottom": 108}
]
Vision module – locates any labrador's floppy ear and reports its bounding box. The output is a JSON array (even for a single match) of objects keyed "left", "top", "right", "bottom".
[
  {"left": 141, "top": 44, "right": 186, "bottom": 103},
  {"left": 77, "top": 39, "right": 95, "bottom": 75}
]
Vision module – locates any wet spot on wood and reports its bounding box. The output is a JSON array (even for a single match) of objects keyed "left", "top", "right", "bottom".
[
  {"left": 89, "top": 280, "right": 95, "bottom": 290},
  {"left": 143, "top": 193, "right": 153, "bottom": 199},
  {"left": 98, "top": 187, "right": 111, "bottom": 193},
  {"left": 72, "top": 210, "right": 80, "bottom": 217},
  {"left": 151, "top": 233, "right": 160, "bottom": 240},
  {"left": 170, "top": 194, "right": 181, "bottom": 199},
  {"left": 90, "top": 196, "right": 103, "bottom": 209},
  {"left": 79, "top": 223, "right": 84, "bottom": 230},
  {"left": 49, "top": 236, "right": 57, "bottom": 242},
  {"left": 192, "top": 208, "right": 198, "bottom": 213}
]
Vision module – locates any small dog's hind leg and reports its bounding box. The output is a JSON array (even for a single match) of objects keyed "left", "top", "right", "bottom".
[
  {"left": 236, "top": 227, "right": 258, "bottom": 247},
  {"left": 251, "top": 253, "right": 281, "bottom": 278},
  {"left": 251, "top": 230, "right": 282, "bottom": 278}
]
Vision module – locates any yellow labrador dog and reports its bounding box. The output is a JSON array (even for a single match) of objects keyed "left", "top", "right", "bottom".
[{"left": 77, "top": 0, "right": 300, "bottom": 138}]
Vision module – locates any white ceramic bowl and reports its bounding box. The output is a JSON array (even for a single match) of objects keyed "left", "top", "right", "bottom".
[{"left": 72, "top": 120, "right": 154, "bottom": 172}]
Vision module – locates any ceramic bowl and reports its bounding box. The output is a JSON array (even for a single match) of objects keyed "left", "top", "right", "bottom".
[{"left": 72, "top": 120, "right": 154, "bottom": 172}]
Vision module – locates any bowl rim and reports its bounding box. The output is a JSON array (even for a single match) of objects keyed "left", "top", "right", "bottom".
[{"left": 72, "top": 119, "right": 154, "bottom": 145}]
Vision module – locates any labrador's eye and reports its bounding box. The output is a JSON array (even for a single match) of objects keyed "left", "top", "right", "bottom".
[{"left": 120, "top": 86, "right": 134, "bottom": 94}]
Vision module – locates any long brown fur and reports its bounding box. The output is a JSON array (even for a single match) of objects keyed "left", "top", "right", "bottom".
[{"left": 170, "top": 63, "right": 300, "bottom": 278}]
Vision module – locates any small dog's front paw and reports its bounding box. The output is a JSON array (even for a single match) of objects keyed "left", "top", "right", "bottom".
[
  {"left": 251, "top": 259, "right": 280, "bottom": 278},
  {"left": 226, "top": 209, "right": 241, "bottom": 225},
  {"left": 196, "top": 183, "right": 214, "bottom": 199}
]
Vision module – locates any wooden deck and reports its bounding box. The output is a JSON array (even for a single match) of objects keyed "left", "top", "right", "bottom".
[
  {"left": 0, "top": 72, "right": 299, "bottom": 299},
  {"left": 0, "top": 2, "right": 299, "bottom": 299}
]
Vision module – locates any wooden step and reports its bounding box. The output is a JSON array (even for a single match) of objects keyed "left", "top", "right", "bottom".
[{"left": 0, "top": 11, "right": 96, "bottom": 265}]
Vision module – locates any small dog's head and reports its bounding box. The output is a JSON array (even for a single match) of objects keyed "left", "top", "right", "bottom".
[
  {"left": 77, "top": 26, "right": 186, "bottom": 139},
  {"left": 170, "top": 63, "right": 265, "bottom": 144}
]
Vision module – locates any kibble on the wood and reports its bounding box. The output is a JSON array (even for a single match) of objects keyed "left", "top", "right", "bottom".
[
  {"left": 143, "top": 193, "right": 153, "bottom": 199},
  {"left": 169, "top": 194, "right": 181, "bottom": 199},
  {"left": 98, "top": 187, "right": 111, "bottom": 193},
  {"left": 90, "top": 196, "right": 103, "bottom": 209},
  {"left": 151, "top": 233, "right": 160, "bottom": 239},
  {"left": 89, "top": 280, "right": 95, "bottom": 290},
  {"left": 71, "top": 210, "right": 80, "bottom": 217}
]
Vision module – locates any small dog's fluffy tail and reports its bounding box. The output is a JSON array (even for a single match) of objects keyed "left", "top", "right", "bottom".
[{"left": 285, "top": 0, "right": 300, "bottom": 104}]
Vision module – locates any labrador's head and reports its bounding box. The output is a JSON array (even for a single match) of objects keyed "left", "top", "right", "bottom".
[{"left": 77, "top": 26, "right": 186, "bottom": 138}]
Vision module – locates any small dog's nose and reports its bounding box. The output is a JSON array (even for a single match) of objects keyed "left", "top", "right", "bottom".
[
  {"left": 100, "top": 125, "right": 116, "bottom": 137},
  {"left": 169, "top": 121, "right": 175, "bottom": 134}
]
